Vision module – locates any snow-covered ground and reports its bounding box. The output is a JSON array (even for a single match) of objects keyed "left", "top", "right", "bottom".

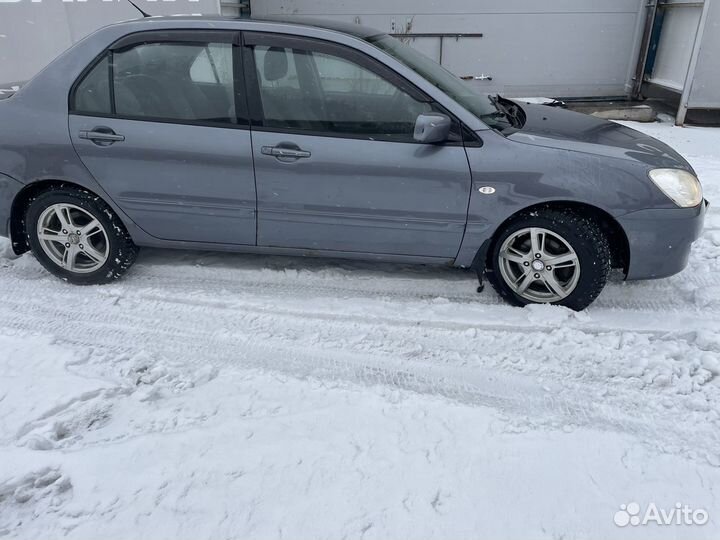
[{"left": 1, "top": 120, "right": 719, "bottom": 539}]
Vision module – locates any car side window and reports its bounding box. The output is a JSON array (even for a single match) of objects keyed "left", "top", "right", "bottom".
[
  {"left": 190, "top": 44, "right": 234, "bottom": 85},
  {"left": 313, "top": 52, "right": 396, "bottom": 95},
  {"left": 251, "top": 44, "right": 438, "bottom": 142},
  {"left": 113, "top": 42, "right": 236, "bottom": 123},
  {"left": 73, "top": 55, "right": 112, "bottom": 115},
  {"left": 255, "top": 46, "right": 301, "bottom": 90},
  {"left": 72, "top": 40, "right": 238, "bottom": 125}
]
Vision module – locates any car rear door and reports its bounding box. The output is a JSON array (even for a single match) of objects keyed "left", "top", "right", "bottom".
[
  {"left": 69, "top": 30, "right": 256, "bottom": 245},
  {"left": 243, "top": 32, "right": 472, "bottom": 258}
]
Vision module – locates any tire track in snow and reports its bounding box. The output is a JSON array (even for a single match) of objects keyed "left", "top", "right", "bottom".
[
  {"left": 0, "top": 264, "right": 718, "bottom": 463},
  {"left": 1, "top": 265, "right": 718, "bottom": 341},
  {"left": 126, "top": 245, "right": 720, "bottom": 314}
]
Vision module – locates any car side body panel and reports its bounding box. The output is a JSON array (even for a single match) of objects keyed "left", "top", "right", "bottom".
[
  {"left": 455, "top": 129, "right": 704, "bottom": 276},
  {"left": 0, "top": 172, "right": 23, "bottom": 239},
  {"left": 69, "top": 116, "right": 257, "bottom": 246},
  {"left": 250, "top": 124, "right": 471, "bottom": 259}
]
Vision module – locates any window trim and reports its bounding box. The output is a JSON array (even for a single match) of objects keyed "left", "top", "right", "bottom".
[
  {"left": 108, "top": 50, "right": 116, "bottom": 115},
  {"left": 241, "top": 31, "right": 469, "bottom": 145},
  {"left": 68, "top": 30, "right": 249, "bottom": 129},
  {"left": 110, "top": 30, "right": 236, "bottom": 52}
]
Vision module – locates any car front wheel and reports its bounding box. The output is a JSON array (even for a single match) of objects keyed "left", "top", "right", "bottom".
[
  {"left": 26, "top": 186, "right": 138, "bottom": 284},
  {"left": 487, "top": 208, "right": 611, "bottom": 311}
]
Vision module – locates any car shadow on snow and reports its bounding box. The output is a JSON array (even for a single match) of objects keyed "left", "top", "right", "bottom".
[{"left": 134, "top": 247, "right": 472, "bottom": 283}]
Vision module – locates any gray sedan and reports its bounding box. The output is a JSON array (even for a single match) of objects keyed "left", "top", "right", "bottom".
[{"left": 0, "top": 16, "right": 707, "bottom": 310}]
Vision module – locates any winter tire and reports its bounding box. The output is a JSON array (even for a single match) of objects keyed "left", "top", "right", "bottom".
[
  {"left": 26, "top": 186, "right": 138, "bottom": 284},
  {"left": 487, "top": 208, "right": 611, "bottom": 310}
]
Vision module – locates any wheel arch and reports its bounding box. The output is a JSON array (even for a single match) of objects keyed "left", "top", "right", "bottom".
[
  {"left": 10, "top": 180, "right": 122, "bottom": 255},
  {"left": 474, "top": 200, "right": 630, "bottom": 275}
]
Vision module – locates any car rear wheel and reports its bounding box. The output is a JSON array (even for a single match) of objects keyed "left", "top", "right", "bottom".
[
  {"left": 26, "top": 186, "right": 138, "bottom": 284},
  {"left": 487, "top": 208, "right": 611, "bottom": 310}
]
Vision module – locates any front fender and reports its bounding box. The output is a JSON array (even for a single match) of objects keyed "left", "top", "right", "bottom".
[
  {"left": 455, "top": 132, "right": 663, "bottom": 268},
  {"left": 0, "top": 172, "right": 23, "bottom": 241}
]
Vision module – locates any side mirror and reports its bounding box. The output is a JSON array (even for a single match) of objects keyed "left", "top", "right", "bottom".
[{"left": 413, "top": 113, "right": 452, "bottom": 144}]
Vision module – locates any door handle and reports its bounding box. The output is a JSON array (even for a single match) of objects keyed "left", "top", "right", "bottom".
[
  {"left": 79, "top": 128, "right": 125, "bottom": 143},
  {"left": 261, "top": 145, "right": 311, "bottom": 159},
  {"left": 460, "top": 74, "right": 493, "bottom": 81}
]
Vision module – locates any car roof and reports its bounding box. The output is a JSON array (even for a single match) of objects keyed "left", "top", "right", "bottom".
[{"left": 130, "top": 14, "right": 384, "bottom": 40}]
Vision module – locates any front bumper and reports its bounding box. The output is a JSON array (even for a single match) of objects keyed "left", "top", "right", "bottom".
[
  {"left": 619, "top": 199, "right": 707, "bottom": 280},
  {"left": 0, "top": 172, "right": 23, "bottom": 241}
]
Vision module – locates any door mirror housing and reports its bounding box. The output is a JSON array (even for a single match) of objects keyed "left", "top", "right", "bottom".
[{"left": 413, "top": 113, "right": 452, "bottom": 144}]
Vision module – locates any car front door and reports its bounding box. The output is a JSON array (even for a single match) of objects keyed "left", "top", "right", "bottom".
[
  {"left": 69, "top": 31, "right": 256, "bottom": 245},
  {"left": 244, "top": 32, "right": 472, "bottom": 258}
]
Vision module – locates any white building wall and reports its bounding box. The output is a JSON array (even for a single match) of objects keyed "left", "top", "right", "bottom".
[
  {"left": 251, "top": 0, "right": 647, "bottom": 98},
  {"left": 687, "top": 0, "right": 720, "bottom": 109},
  {"left": 0, "top": 0, "right": 220, "bottom": 83}
]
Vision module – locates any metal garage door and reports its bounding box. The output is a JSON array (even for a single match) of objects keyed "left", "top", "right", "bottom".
[{"left": 251, "top": 0, "right": 647, "bottom": 98}]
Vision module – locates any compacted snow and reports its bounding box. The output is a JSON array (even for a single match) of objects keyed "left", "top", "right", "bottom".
[{"left": 1, "top": 120, "right": 719, "bottom": 539}]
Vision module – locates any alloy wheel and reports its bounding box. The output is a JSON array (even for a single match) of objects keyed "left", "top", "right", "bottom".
[
  {"left": 497, "top": 227, "right": 581, "bottom": 303},
  {"left": 36, "top": 203, "right": 110, "bottom": 273}
]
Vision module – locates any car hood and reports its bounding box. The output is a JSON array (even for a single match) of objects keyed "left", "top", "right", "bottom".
[{"left": 505, "top": 103, "right": 693, "bottom": 172}]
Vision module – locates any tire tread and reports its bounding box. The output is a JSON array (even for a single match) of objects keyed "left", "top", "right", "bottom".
[
  {"left": 486, "top": 207, "right": 612, "bottom": 310},
  {"left": 25, "top": 185, "right": 138, "bottom": 285}
]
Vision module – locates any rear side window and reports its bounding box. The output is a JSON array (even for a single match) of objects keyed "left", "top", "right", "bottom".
[
  {"left": 73, "top": 55, "right": 111, "bottom": 115},
  {"left": 190, "top": 44, "right": 234, "bottom": 84},
  {"left": 72, "top": 41, "right": 238, "bottom": 125}
]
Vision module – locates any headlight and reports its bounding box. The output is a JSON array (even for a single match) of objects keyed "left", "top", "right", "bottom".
[{"left": 648, "top": 168, "right": 703, "bottom": 208}]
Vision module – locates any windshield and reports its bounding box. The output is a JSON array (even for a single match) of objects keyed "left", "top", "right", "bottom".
[{"left": 367, "top": 35, "right": 508, "bottom": 129}]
